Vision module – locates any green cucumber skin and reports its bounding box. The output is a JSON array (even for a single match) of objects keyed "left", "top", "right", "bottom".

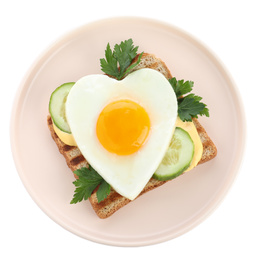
[
  {"left": 153, "top": 127, "right": 194, "bottom": 181},
  {"left": 49, "top": 82, "right": 75, "bottom": 133},
  {"left": 153, "top": 164, "right": 189, "bottom": 181}
]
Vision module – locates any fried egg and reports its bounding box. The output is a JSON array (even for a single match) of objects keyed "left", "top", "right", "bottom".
[{"left": 65, "top": 68, "right": 177, "bottom": 200}]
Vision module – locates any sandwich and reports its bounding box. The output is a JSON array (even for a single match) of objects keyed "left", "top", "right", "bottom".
[{"left": 47, "top": 39, "right": 217, "bottom": 219}]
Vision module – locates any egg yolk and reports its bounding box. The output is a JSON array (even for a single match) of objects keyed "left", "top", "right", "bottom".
[{"left": 96, "top": 99, "right": 150, "bottom": 155}]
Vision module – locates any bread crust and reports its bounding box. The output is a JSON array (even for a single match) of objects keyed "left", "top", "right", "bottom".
[{"left": 47, "top": 53, "right": 217, "bottom": 219}]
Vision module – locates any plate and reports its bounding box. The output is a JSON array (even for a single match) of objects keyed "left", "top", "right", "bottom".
[{"left": 10, "top": 17, "right": 246, "bottom": 246}]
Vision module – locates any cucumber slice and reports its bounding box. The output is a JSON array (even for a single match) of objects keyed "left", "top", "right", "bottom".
[
  {"left": 49, "top": 82, "right": 75, "bottom": 133},
  {"left": 153, "top": 127, "right": 194, "bottom": 181}
]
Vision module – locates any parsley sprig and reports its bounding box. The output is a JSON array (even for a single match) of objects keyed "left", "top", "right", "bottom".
[
  {"left": 100, "top": 39, "right": 143, "bottom": 80},
  {"left": 70, "top": 166, "right": 111, "bottom": 204},
  {"left": 169, "top": 78, "right": 209, "bottom": 121}
]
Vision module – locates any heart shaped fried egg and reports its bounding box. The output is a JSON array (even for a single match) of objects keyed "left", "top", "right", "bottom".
[{"left": 65, "top": 68, "right": 177, "bottom": 200}]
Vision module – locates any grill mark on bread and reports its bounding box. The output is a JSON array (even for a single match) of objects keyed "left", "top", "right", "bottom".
[
  {"left": 63, "top": 145, "right": 75, "bottom": 152},
  {"left": 89, "top": 178, "right": 167, "bottom": 218},
  {"left": 71, "top": 154, "right": 85, "bottom": 166}
]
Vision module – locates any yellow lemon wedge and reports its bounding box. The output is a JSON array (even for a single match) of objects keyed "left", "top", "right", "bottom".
[{"left": 175, "top": 117, "right": 203, "bottom": 171}]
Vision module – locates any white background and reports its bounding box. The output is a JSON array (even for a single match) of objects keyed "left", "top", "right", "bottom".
[{"left": 1, "top": 0, "right": 259, "bottom": 259}]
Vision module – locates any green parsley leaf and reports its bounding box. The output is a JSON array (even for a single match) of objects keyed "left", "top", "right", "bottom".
[
  {"left": 100, "top": 39, "right": 143, "bottom": 80},
  {"left": 96, "top": 180, "right": 111, "bottom": 203},
  {"left": 169, "top": 78, "right": 194, "bottom": 98},
  {"left": 100, "top": 43, "right": 119, "bottom": 78},
  {"left": 70, "top": 165, "right": 111, "bottom": 204},
  {"left": 178, "top": 96, "right": 207, "bottom": 122},
  {"left": 184, "top": 94, "right": 210, "bottom": 117},
  {"left": 169, "top": 77, "right": 209, "bottom": 121},
  {"left": 123, "top": 53, "right": 143, "bottom": 77}
]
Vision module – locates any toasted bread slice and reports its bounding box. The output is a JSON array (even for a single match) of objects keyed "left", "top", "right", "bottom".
[{"left": 47, "top": 53, "right": 217, "bottom": 219}]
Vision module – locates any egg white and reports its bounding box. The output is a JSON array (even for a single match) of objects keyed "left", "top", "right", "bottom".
[{"left": 66, "top": 68, "right": 177, "bottom": 200}]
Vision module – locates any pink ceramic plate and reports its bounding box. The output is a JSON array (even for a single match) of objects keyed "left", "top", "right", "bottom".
[{"left": 11, "top": 17, "right": 246, "bottom": 246}]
